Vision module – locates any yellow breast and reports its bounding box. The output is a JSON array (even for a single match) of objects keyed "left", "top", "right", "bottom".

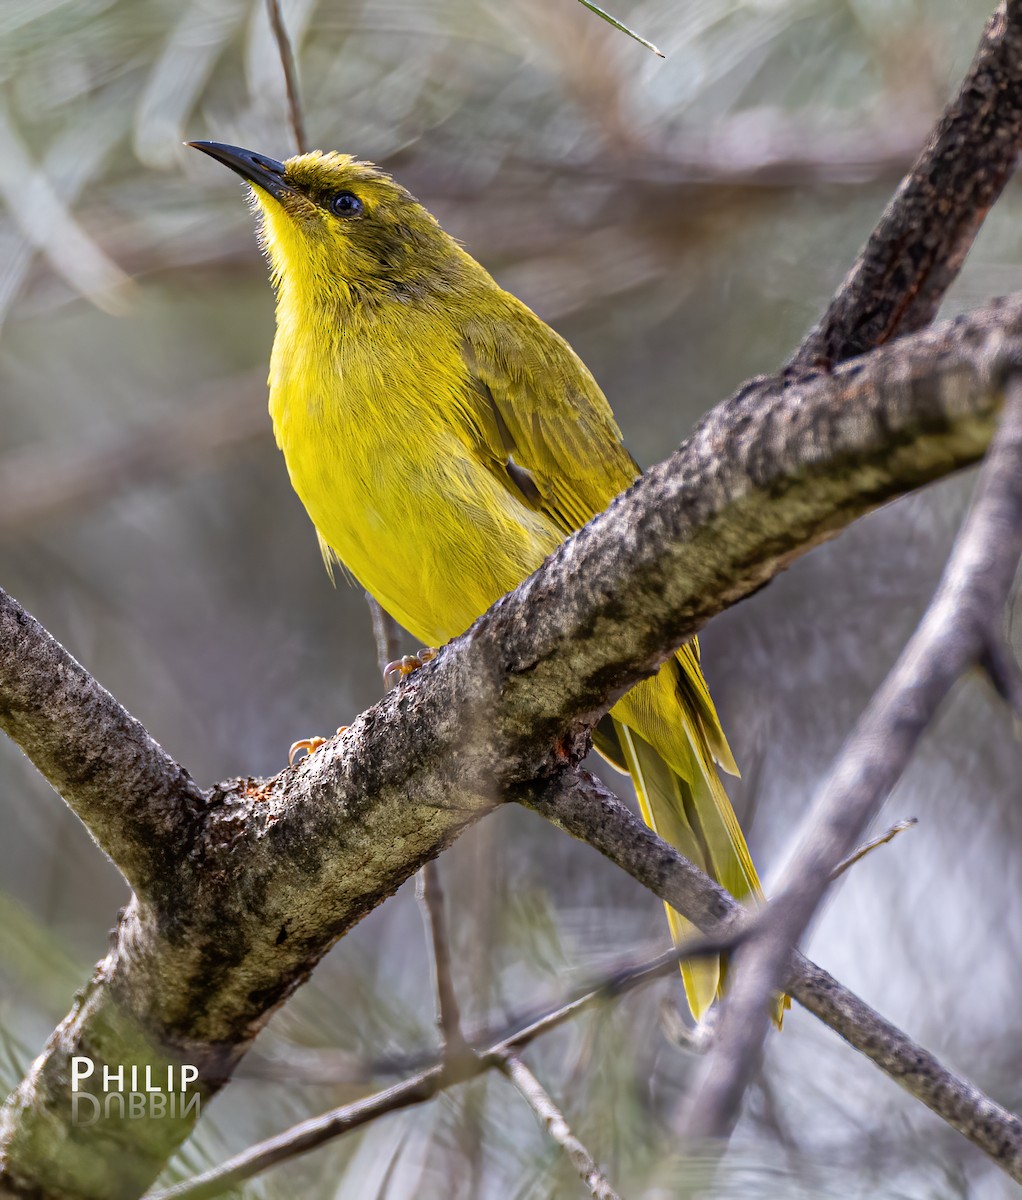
[{"left": 268, "top": 295, "right": 559, "bottom": 645}]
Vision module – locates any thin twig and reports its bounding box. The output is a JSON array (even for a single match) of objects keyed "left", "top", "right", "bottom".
[
  {"left": 828, "top": 818, "right": 918, "bottom": 882},
  {"left": 5, "top": 299, "right": 1022, "bottom": 1196},
  {"left": 151, "top": 1070, "right": 442, "bottom": 1199},
  {"left": 374, "top": 557, "right": 467, "bottom": 1067},
  {"left": 367, "top": 596, "right": 403, "bottom": 681},
  {"left": 372, "top": 592, "right": 466, "bottom": 1067},
  {"left": 491, "top": 937, "right": 730, "bottom": 1056},
  {"left": 149, "top": 936, "right": 723, "bottom": 1199},
  {"left": 367, "top": 549, "right": 466, "bottom": 1066},
  {"left": 266, "top": 0, "right": 308, "bottom": 155},
  {"left": 526, "top": 769, "right": 1022, "bottom": 1182},
  {"left": 242, "top": 938, "right": 730, "bottom": 1086},
  {"left": 152, "top": 790, "right": 1022, "bottom": 1200},
  {"left": 417, "top": 859, "right": 472, "bottom": 1065},
  {"left": 680, "top": 375, "right": 1022, "bottom": 1142},
  {"left": 364, "top": 546, "right": 463, "bottom": 1072},
  {"left": 496, "top": 1052, "right": 622, "bottom": 1200}
]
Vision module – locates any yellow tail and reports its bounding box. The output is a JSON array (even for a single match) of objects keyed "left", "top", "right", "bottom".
[{"left": 603, "top": 646, "right": 786, "bottom": 1025}]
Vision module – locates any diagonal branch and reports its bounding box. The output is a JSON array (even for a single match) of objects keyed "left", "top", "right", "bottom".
[
  {"left": 240, "top": 938, "right": 731, "bottom": 1087},
  {"left": 1, "top": 298, "right": 1015, "bottom": 906},
  {"left": 678, "top": 375, "right": 1022, "bottom": 1141},
  {"left": 0, "top": 593, "right": 205, "bottom": 901},
  {"left": 496, "top": 1052, "right": 621, "bottom": 1200},
  {"left": 151, "top": 1070, "right": 441, "bottom": 1200},
  {"left": 479, "top": 300, "right": 1018, "bottom": 743},
  {"left": 369, "top": 585, "right": 472, "bottom": 1068},
  {"left": 791, "top": 1, "right": 1022, "bottom": 369},
  {"left": 827, "top": 818, "right": 918, "bottom": 883},
  {"left": 3, "top": 296, "right": 1022, "bottom": 1197},
  {"left": 4, "top": 6, "right": 1022, "bottom": 1195},
  {"left": 524, "top": 770, "right": 1022, "bottom": 1182},
  {"left": 149, "top": 938, "right": 724, "bottom": 1199},
  {"left": 4, "top": 6, "right": 1017, "bottom": 544}
]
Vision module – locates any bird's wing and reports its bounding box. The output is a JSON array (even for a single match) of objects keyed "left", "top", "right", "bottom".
[
  {"left": 454, "top": 302, "right": 640, "bottom": 536},
  {"left": 455, "top": 298, "right": 741, "bottom": 779}
]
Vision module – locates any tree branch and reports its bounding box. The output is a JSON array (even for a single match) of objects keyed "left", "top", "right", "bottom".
[
  {"left": 496, "top": 1053, "right": 621, "bottom": 1200},
  {"left": 3, "top": 4, "right": 1021, "bottom": 1192},
  {"left": 265, "top": 0, "right": 307, "bottom": 155},
  {"left": 239, "top": 938, "right": 728, "bottom": 1087},
  {"left": 3, "top": 297, "right": 1022, "bottom": 1195},
  {"left": 791, "top": 1, "right": 1022, "bottom": 369},
  {"left": 3, "top": 2, "right": 1013, "bottom": 546},
  {"left": 524, "top": 770, "right": 1022, "bottom": 1183},
  {"left": 827, "top": 818, "right": 918, "bottom": 883},
  {"left": 150, "top": 938, "right": 724, "bottom": 1199},
  {"left": 150, "top": 1069, "right": 442, "bottom": 1200},
  {"left": 152, "top": 758, "right": 1022, "bottom": 1198},
  {"left": 678, "top": 374, "right": 1022, "bottom": 1141},
  {"left": 0, "top": 591, "right": 205, "bottom": 901},
  {"left": 418, "top": 860, "right": 472, "bottom": 1065}
]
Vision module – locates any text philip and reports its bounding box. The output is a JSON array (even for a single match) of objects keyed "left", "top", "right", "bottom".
[{"left": 70, "top": 1057, "right": 200, "bottom": 1124}]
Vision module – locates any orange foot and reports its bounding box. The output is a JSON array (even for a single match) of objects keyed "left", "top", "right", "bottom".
[
  {"left": 288, "top": 726, "right": 349, "bottom": 766},
  {"left": 383, "top": 647, "right": 438, "bottom": 689}
]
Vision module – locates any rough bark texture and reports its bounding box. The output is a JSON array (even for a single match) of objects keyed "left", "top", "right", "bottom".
[
  {"left": 4, "top": 2, "right": 1022, "bottom": 1189},
  {"left": 480, "top": 300, "right": 1019, "bottom": 743},
  {"left": 678, "top": 376, "right": 1022, "bottom": 1142},
  {"left": 792, "top": 2, "right": 1022, "bottom": 368},
  {"left": 0, "top": 602, "right": 205, "bottom": 899},
  {"left": 525, "top": 773, "right": 1022, "bottom": 1182},
  {"left": 2, "top": 298, "right": 1022, "bottom": 1196}
]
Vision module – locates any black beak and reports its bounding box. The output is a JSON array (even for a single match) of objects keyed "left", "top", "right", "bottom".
[{"left": 187, "top": 141, "right": 292, "bottom": 202}]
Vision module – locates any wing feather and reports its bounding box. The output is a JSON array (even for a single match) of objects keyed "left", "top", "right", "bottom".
[{"left": 454, "top": 303, "right": 640, "bottom": 536}]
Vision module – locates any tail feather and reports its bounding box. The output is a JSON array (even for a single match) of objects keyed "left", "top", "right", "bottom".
[
  {"left": 617, "top": 721, "right": 721, "bottom": 1018},
  {"left": 608, "top": 649, "right": 787, "bottom": 1026}
]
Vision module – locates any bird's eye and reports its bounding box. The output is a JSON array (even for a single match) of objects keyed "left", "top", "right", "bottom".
[{"left": 330, "top": 191, "right": 363, "bottom": 217}]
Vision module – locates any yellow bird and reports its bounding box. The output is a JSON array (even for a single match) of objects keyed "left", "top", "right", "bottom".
[{"left": 190, "top": 141, "right": 770, "bottom": 1021}]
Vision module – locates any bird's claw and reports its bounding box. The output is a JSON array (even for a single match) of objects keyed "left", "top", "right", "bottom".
[
  {"left": 384, "top": 647, "right": 438, "bottom": 689},
  {"left": 288, "top": 726, "right": 349, "bottom": 766}
]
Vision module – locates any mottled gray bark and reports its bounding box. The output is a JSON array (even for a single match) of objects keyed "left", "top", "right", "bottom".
[
  {"left": 149, "top": 939, "right": 698, "bottom": 1200},
  {"left": 793, "top": 1, "right": 1022, "bottom": 368},
  {"left": 677, "top": 378, "right": 1022, "bottom": 1142},
  {"left": 2, "top": 298, "right": 1022, "bottom": 1197},
  {"left": 526, "top": 772, "right": 1022, "bottom": 1182},
  {"left": 0, "top": 600, "right": 206, "bottom": 899}
]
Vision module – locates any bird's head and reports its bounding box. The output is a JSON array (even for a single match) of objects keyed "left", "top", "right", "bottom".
[{"left": 188, "top": 142, "right": 458, "bottom": 304}]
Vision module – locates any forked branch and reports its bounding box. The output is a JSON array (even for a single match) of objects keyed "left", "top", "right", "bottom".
[{"left": 680, "top": 376, "right": 1022, "bottom": 1142}]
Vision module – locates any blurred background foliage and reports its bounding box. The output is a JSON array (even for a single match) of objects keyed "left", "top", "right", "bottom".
[{"left": 2, "top": 0, "right": 1022, "bottom": 1196}]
